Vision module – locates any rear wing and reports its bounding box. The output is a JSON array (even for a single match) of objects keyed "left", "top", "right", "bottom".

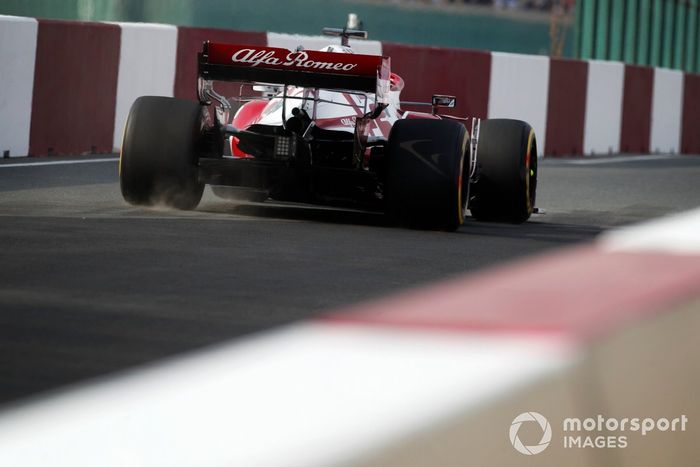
[{"left": 198, "top": 41, "right": 391, "bottom": 105}]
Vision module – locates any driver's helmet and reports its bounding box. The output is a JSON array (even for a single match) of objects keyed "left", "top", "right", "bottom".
[{"left": 321, "top": 44, "right": 354, "bottom": 54}]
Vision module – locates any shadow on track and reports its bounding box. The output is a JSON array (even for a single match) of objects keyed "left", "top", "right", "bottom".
[
  {"left": 459, "top": 218, "right": 604, "bottom": 243},
  {"left": 199, "top": 201, "right": 392, "bottom": 227},
  {"left": 200, "top": 201, "right": 604, "bottom": 243}
]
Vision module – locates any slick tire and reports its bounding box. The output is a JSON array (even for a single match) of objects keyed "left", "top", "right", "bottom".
[
  {"left": 119, "top": 96, "right": 205, "bottom": 210},
  {"left": 469, "top": 119, "right": 537, "bottom": 224},
  {"left": 385, "top": 119, "right": 469, "bottom": 231}
]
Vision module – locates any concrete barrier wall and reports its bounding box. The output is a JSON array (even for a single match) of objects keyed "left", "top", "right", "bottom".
[
  {"left": 112, "top": 23, "right": 178, "bottom": 151},
  {"left": 382, "top": 42, "right": 491, "bottom": 121},
  {"left": 29, "top": 20, "right": 120, "bottom": 156},
  {"left": 0, "top": 15, "right": 37, "bottom": 158},
  {"left": 583, "top": 60, "right": 625, "bottom": 155},
  {"left": 488, "top": 52, "right": 550, "bottom": 157},
  {"left": 650, "top": 68, "right": 684, "bottom": 154},
  {"left": 1, "top": 16, "right": 698, "bottom": 158},
  {"left": 681, "top": 74, "right": 700, "bottom": 154},
  {"left": 545, "top": 58, "right": 588, "bottom": 156},
  {"left": 1, "top": 209, "right": 698, "bottom": 466},
  {"left": 619, "top": 65, "right": 654, "bottom": 154}
]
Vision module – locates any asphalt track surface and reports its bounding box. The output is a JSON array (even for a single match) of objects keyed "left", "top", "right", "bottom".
[{"left": 1, "top": 154, "right": 700, "bottom": 406}]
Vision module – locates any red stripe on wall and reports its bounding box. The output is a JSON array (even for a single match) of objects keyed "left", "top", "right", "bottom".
[
  {"left": 29, "top": 20, "right": 120, "bottom": 156},
  {"left": 381, "top": 43, "right": 490, "bottom": 120},
  {"left": 619, "top": 65, "right": 653, "bottom": 154},
  {"left": 681, "top": 74, "right": 700, "bottom": 154},
  {"left": 174, "top": 27, "right": 266, "bottom": 101},
  {"left": 319, "top": 246, "right": 700, "bottom": 341},
  {"left": 544, "top": 58, "right": 587, "bottom": 156}
]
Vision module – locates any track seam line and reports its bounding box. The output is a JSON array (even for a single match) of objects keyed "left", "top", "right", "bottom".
[{"left": 0, "top": 158, "right": 119, "bottom": 168}]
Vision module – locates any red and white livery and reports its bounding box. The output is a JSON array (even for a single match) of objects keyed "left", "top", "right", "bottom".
[{"left": 119, "top": 27, "right": 539, "bottom": 230}]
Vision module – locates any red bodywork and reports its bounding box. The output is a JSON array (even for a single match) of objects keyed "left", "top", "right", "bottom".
[{"left": 205, "top": 42, "right": 459, "bottom": 157}]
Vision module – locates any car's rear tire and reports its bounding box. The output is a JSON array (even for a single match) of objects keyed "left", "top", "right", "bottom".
[
  {"left": 385, "top": 119, "right": 469, "bottom": 231},
  {"left": 119, "top": 96, "right": 205, "bottom": 210},
  {"left": 469, "top": 118, "right": 537, "bottom": 224}
]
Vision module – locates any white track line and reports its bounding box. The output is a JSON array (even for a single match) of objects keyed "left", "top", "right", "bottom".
[
  {"left": 559, "top": 155, "right": 683, "bottom": 165},
  {"left": 0, "top": 157, "right": 118, "bottom": 168}
]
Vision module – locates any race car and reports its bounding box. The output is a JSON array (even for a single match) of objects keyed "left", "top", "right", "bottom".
[{"left": 119, "top": 27, "right": 538, "bottom": 231}]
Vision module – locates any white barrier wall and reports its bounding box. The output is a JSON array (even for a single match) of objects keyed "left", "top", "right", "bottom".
[
  {"left": 111, "top": 23, "right": 178, "bottom": 151},
  {"left": 0, "top": 15, "right": 38, "bottom": 158},
  {"left": 5, "top": 16, "right": 698, "bottom": 157},
  {"left": 583, "top": 60, "right": 625, "bottom": 155},
  {"left": 266, "top": 32, "right": 383, "bottom": 56},
  {"left": 487, "top": 52, "right": 550, "bottom": 157},
  {"left": 650, "top": 68, "right": 684, "bottom": 154}
]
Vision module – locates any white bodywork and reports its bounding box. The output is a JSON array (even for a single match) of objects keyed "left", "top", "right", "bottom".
[{"left": 234, "top": 44, "right": 403, "bottom": 139}]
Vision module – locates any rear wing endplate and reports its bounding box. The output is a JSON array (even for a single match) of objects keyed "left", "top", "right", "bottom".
[{"left": 198, "top": 41, "right": 391, "bottom": 104}]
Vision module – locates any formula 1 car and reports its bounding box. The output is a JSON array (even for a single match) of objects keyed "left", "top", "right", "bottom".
[{"left": 119, "top": 28, "right": 538, "bottom": 231}]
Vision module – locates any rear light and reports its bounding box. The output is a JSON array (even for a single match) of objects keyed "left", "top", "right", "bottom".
[{"left": 274, "top": 136, "right": 296, "bottom": 160}]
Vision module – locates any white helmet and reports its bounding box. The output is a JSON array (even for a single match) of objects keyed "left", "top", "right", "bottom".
[{"left": 321, "top": 44, "right": 354, "bottom": 54}]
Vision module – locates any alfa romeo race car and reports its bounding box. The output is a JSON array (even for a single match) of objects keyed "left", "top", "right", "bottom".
[{"left": 119, "top": 28, "right": 538, "bottom": 231}]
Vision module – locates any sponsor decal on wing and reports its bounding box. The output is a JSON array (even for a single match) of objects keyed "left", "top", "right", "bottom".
[{"left": 207, "top": 43, "right": 383, "bottom": 77}]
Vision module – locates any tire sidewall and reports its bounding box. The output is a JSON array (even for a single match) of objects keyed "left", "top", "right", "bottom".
[
  {"left": 120, "top": 96, "right": 205, "bottom": 210},
  {"left": 470, "top": 118, "right": 537, "bottom": 223},
  {"left": 386, "top": 119, "right": 468, "bottom": 230}
]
